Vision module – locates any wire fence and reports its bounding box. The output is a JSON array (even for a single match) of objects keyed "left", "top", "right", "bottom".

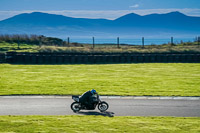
[{"left": 65, "top": 37, "right": 200, "bottom": 46}]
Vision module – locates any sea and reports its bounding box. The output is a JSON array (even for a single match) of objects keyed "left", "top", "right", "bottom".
[{"left": 66, "top": 38, "right": 195, "bottom": 45}]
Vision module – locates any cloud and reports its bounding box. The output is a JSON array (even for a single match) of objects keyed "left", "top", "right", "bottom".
[
  {"left": 130, "top": 4, "right": 139, "bottom": 8},
  {"left": 0, "top": 8, "right": 200, "bottom": 21}
]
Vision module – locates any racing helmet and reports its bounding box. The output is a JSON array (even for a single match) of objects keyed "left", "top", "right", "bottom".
[{"left": 91, "top": 89, "right": 97, "bottom": 94}]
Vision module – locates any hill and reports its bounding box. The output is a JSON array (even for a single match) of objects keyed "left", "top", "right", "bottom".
[{"left": 0, "top": 11, "right": 200, "bottom": 38}]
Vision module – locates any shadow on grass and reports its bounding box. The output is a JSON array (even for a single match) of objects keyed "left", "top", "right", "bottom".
[{"left": 77, "top": 111, "right": 115, "bottom": 117}]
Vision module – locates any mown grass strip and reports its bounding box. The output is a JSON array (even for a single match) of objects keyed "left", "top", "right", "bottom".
[
  {"left": 0, "top": 116, "right": 199, "bottom": 133},
  {"left": 0, "top": 64, "right": 200, "bottom": 96}
]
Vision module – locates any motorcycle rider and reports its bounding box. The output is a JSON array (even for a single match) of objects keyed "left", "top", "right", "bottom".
[{"left": 79, "top": 89, "right": 97, "bottom": 108}]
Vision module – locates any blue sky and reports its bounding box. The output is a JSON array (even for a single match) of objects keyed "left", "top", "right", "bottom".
[{"left": 0, "top": 0, "right": 200, "bottom": 20}]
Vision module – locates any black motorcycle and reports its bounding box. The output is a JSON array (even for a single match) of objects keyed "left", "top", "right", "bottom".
[{"left": 71, "top": 94, "right": 109, "bottom": 112}]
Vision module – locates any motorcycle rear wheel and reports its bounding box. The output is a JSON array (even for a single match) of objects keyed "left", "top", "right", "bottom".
[
  {"left": 71, "top": 102, "right": 81, "bottom": 112},
  {"left": 98, "top": 101, "right": 109, "bottom": 112}
]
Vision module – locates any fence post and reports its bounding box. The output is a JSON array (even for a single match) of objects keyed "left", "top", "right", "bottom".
[
  {"left": 17, "top": 36, "right": 20, "bottom": 49},
  {"left": 39, "top": 36, "right": 42, "bottom": 47},
  {"left": 92, "top": 37, "right": 95, "bottom": 49},
  {"left": 198, "top": 36, "right": 200, "bottom": 47},
  {"left": 117, "top": 37, "right": 120, "bottom": 48},
  {"left": 142, "top": 37, "right": 144, "bottom": 48},
  {"left": 171, "top": 37, "right": 174, "bottom": 46},
  {"left": 67, "top": 37, "right": 70, "bottom": 45}
]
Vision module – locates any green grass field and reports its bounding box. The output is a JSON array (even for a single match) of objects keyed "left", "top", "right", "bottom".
[
  {"left": 0, "top": 63, "right": 199, "bottom": 96},
  {"left": 0, "top": 116, "right": 199, "bottom": 133}
]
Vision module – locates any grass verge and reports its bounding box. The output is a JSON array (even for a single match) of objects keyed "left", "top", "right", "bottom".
[
  {"left": 0, "top": 116, "right": 199, "bottom": 133},
  {"left": 1, "top": 42, "right": 200, "bottom": 54},
  {"left": 0, "top": 64, "right": 200, "bottom": 96},
  {"left": 0, "top": 42, "right": 38, "bottom": 53}
]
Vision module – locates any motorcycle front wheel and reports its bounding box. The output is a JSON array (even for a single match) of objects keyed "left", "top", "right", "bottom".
[
  {"left": 98, "top": 101, "right": 109, "bottom": 112},
  {"left": 71, "top": 102, "right": 81, "bottom": 112}
]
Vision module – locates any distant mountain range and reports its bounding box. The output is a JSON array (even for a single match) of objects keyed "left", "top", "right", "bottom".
[{"left": 0, "top": 11, "right": 200, "bottom": 38}]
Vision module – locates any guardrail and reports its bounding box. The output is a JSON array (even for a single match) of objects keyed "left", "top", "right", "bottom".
[{"left": 4, "top": 52, "right": 200, "bottom": 64}]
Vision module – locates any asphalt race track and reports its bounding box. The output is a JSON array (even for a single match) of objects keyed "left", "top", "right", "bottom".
[{"left": 0, "top": 96, "right": 200, "bottom": 117}]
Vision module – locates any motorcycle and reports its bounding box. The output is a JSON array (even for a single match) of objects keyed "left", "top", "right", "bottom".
[{"left": 71, "top": 94, "right": 109, "bottom": 112}]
